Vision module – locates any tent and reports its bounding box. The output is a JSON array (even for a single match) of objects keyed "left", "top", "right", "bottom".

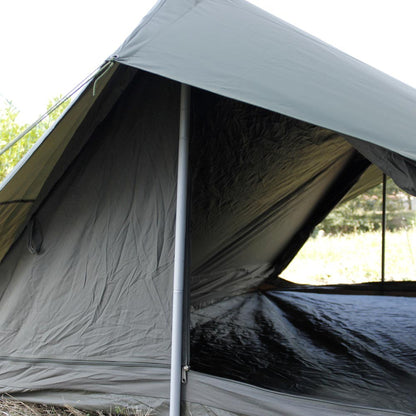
[{"left": 1, "top": 0, "right": 416, "bottom": 414}]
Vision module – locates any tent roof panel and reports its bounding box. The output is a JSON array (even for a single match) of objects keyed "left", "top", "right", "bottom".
[{"left": 114, "top": 0, "right": 416, "bottom": 160}]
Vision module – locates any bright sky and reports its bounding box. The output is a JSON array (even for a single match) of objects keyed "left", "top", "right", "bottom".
[{"left": 1, "top": 0, "right": 415, "bottom": 123}]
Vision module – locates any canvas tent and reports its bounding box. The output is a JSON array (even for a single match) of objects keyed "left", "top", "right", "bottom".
[{"left": 1, "top": 0, "right": 416, "bottom": 415}]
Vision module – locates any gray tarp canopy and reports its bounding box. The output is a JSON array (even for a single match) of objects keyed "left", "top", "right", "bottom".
[
  {"left": 1, "top": 0, "right": 416, "bottom": 415},
  {"left": 115, "top": 0, "right": 416, "bottom": 160}
]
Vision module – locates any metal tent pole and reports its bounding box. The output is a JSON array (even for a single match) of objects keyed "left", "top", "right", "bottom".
[
  {"left": 169, "top": 83, "right": 191, "bottom": 416},
  {"left": 381, "top": 173, "right": 387, "bottom": 293}
]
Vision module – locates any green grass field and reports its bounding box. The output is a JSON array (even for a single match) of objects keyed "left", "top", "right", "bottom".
[{"left": 281, "top": 229, "right": 416, "bottom": 285}]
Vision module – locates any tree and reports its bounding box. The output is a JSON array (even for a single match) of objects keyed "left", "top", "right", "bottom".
[
  {"left": 315, "top": 179, "right": 415, "bottom": 234},
  {"left": 0, "top": 97, "right": 70, "bottom": 183}
]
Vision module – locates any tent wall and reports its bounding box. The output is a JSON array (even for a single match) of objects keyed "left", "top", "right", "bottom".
[
  {"left": 347, "top": 136, "right": 416, "bottom": 196},
  {"left": 0, "top": 63, "right": 136, "bottom": 263},
  {"left": 0, "top": 71, "right": 179, "bottom": 402},
  {"left": 189, "top": 91, "right": 371, "bottom": 306},
  {"left": 184, "top": 371, "right": 414, "bottom": 416}
]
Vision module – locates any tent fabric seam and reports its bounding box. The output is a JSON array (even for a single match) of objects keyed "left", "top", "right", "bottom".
[{"left": 0, "top": 356, "right": 170, "bottom": 369}]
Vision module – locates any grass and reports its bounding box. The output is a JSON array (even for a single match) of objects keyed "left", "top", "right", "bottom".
[
  {"left": 0, "top": 397, "right": 153, "bottom": 416},
  {"left": 281, "top": 229, "right": 416, "bottom": 285}
]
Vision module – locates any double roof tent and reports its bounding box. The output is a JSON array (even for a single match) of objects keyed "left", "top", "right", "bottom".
[{"left": 1, "top": 0, "right": 416, "bottom": 415}]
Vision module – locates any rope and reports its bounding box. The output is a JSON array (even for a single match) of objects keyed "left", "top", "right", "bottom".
[
  {"left": 93, "top": 61, "right": 114, "bottom": 96},
  {"left": 0, "top": 60, "right": 115, "bottom": 157}
]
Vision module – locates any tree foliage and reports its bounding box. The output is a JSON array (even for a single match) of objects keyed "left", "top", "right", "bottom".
[
  {"left": 0, "top": 97, "right": 70, "bottom": 183},
  {"left": 316, "top": 179, "right": 415, "bottom": 235}
]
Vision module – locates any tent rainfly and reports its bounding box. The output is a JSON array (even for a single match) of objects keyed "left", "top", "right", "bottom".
[{"left": 1, "top": 0, "right": 416, "bottom": 415}]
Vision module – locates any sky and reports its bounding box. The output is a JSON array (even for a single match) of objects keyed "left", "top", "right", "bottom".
[{"left": 1, "top": 0, "right": 416, "bottom": 123}]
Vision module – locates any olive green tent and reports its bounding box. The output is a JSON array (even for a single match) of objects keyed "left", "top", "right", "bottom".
[{"left": 1, "top": 0, "right": 415, "bottom": 415}]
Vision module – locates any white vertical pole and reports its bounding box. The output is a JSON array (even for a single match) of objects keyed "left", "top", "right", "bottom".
[
  {"left": 381, "top": 173, "right": 387, "bottom": 293},
  {"left": 169, "top": 83, "right": 191, "bottom": 416}
]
